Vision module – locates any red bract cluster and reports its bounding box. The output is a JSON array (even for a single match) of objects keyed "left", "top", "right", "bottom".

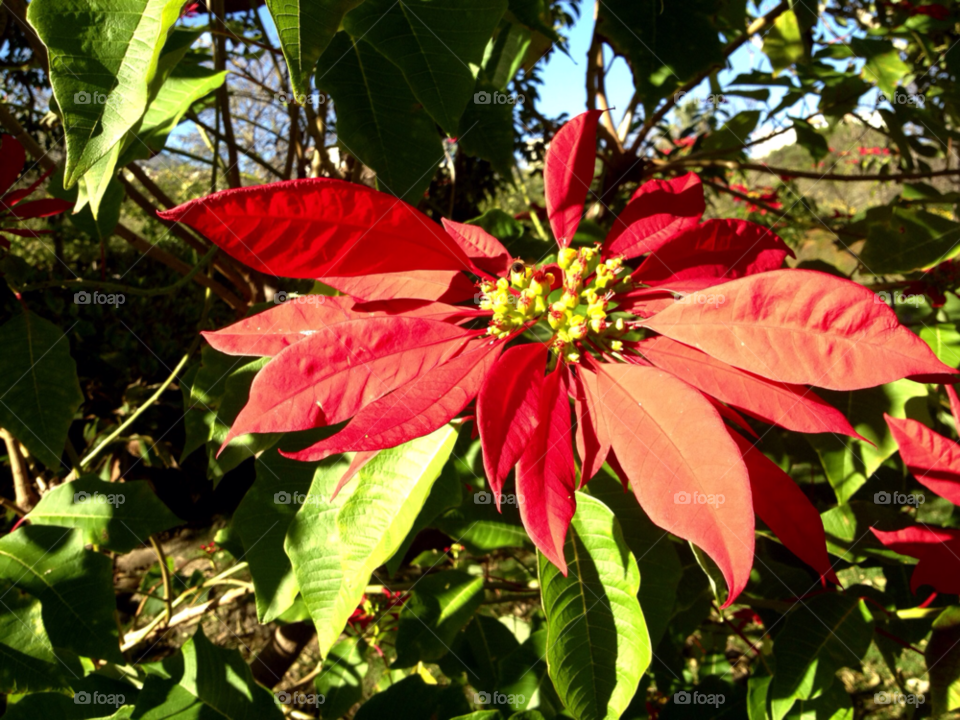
[
  {"left": 0, "top": 135, "right": 72, "bottom": 249},
  {"left": 729, "top": 184, "right": 783, "bottom": 215},
  {"left": 872, "top": 386, "right": 960, "bottom": 594},
  {"left": 162, "top": 110, "right": 954, "bottom": 606}
]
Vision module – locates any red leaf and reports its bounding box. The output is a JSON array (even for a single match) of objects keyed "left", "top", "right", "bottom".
[
  {"left": 331, "top": 450, "right": 380, "bottom": 500},
  {"left": 0, "top": 135, "right": 25, "bottom": 198},
  {"left": 707, "top": 397, "right": 758, "bottom": 438},
  {"left": 729, "top": 431, "right": 838, "bottom": 584},
  {"left": 871, "top": 526, "right": 960, "bottom": 559},
  {"left": 947, "top": 384, "right": 960, "bottom": 422},
  {"left": 885, "top": 414, "right": 960, "bottom": 506},
  {"left": 633, "top": 219, "right": 793, "bottom": 286},
  {"left": 202, "top": 296, "right": 365, "bottom": 356},
  {"left": 7, "top": 198, "right": 73, "bottom": 219},
  {"left": 543, "top": 110, "right": 602, "bottom": 248},
  {"left": 516, "top": 365, "right": 577, "bottom": 573},
  {"left": 157, "top": 178, "right": 476, "bottom": 279},
  {"left": 223, "top": 317, "right": 473, "bottom": 450},
  {"left": 441, "top": 218, "right": 511, "bottom": 276},
  {"left": 571, "top": 364, "right": 610, "bottom": 486},
  {"left": 911, "top": 540, "right": 960, "bottom": 594},
  {"left": 603, "top": 173, "right": 704, "bottom": 259},
  {"left": 323, "top": 270, "right": 476, "bottom": 303},
  {"left": 284, "top": 338, "right": 501, "bottom": 461},
  {"left": 596, "top": 363, "right": 754, "bottom": 606},
  {"left": 643, "top": 269, "right": 954, "bottom": 391},
  {"left": 477, "top": 344, "right": 547, "bottom": 503},
  {"left": 353, "top": 298, "right": 486, "bottom": 322},
  {"left": 635, "top": 336, "right": 861, "bottom": 437}
]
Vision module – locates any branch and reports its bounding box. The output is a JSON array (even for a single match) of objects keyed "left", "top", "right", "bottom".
[
  {"left": 0, "top": 429, "right": 38, "bottom": 511},
  {"left": 211, "top": 0, "right": 242, "bottom": 188},
  {"left": 704, "top": 179, "right": 794, "bottom": 219},
  {"left": 188, "top": 113, "right": 284, "bottom": 179},
  {"left": 661, "top": 158, "right": 960, "bottom": 182},
  {"left": 632, "top": 1, "right": 790, "bottom": 149}
]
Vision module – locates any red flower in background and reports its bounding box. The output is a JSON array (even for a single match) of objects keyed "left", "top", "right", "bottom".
[
  {"left": 0, "top": 135, "right": 72, "bottom": 249},
  {"left": 872, "top": 385, "right": 960, "bottom": 595},
  {"left": 730, "top": 184, "right": 783, "bottom": 215},
  {"left": 162, "top": 111, "right": 953, "bottom": 606}
]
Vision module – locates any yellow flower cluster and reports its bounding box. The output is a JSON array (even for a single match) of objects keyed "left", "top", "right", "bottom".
[{"left": 479, "top": 265, "right": 555, "bottom": 339}]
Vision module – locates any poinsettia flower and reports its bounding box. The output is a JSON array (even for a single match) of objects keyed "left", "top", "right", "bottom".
[
  {"left": 0, "top": 135, "right": 73, "bottom": 249},
  {"left": 161, "top": 111, "right": 953, "bottom": 606}
]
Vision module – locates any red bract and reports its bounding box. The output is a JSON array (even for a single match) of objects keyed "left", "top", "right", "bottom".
[
  {"left": 871, "top": 404, "right": 960, "bottom": 595},
  {"left": 0, "top": 135, "right": 72, "bottom": 248},
  {"left": 165, "top": 111, "right": 953, "bottom": 607}
]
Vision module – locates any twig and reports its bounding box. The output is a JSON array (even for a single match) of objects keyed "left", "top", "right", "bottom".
[
  {"left": 149, "top": 536, "right": 174, "bottom": 629},
  {"left": 0, "top": 429, "right": 38, "bottom": 511}
]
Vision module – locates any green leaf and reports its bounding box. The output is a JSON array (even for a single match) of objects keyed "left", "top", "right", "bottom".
[
  {"left": 807, "top": 380, "right": 930, "bottom": 504},
  {"left": 27, "top": 0, "right": 184, "bottom": 186},
  {"left": 497, "top": 629, "right": 549, "bottom": 712},
  {"left": 116, "top": 63, "right": 227, "bottom": 167},
  {"left": 0, "top": 581, "right": 79, "bottom": 692},
  {"left": 235, "top": 449, "right": 350, "bottom": 623},
  {"left": 791, "top": 117, "right": 829, "bottom": 163},
  {"left": 315, "top": 32, "right": 445, "bottom": 203},
  {"left": 927, "top": 606, "right": 960, "bottom": 716},
  {"left": 859, "top": 205, "right": 960, "bottom": 274},
  {"left": 920, "top": 322, "right": 960, "bottom": 368},
  {"left": 702, "top": 110, "right": 761, "bottom": 152},
  {"left": 769, "top": 595, "right": 874, "bottom": 713},
  {"left": 266, "top": 0, "right": 365, "bottom": 99},
  {"left": 763, "top": 10, "right": 806, "bottom": 72},
  {"left": 354, "top": 674, "right": 471, "bottom": 719},
  {"left": 458, "top": 79, "right": 516, "bottom": 175},
  {"left": 134, "top": 626, "right": 282, "bottom": 719},
  {"left": 47, "top": 168, "right": 123, "bottom": 241},
  {"left": 3, "top": 693, "right": 131, "bottom": 719},
  {"left": 539, "top": 493, "right": 650, "bottom": 720},
  {"left": 315, "top": 637, "right": 368, "bottom": 719},
  {"left": 344, "top": 0, "right": 507, "bottom": 134},
  {"left": 182, "top": 347, "right": 279, "bottom": 480},
  {"left": 587, "top": 471, "right": 682, "bottom": 649},
  {"left": 394, "top": 569, "right": 485, "bottom": 667},
  {"left": 850, "top": 38, "right": 910, "bottom": 99},
  {"left": 28, "top": 476, "right": 180, "bottom": 553},
  {"left": 285, "top": 425, "right": 457, "bottom": 658},
  {"left": 0, "top": 312, "right": 83, "bottom": 470},
  {"left": 484, "top": 21, "right": 532, "bottom": 90},
  {"left": 0, "top": 526, "right": 121, "bottom": 663},
  {"left": 454, "top": 713, "right": 503, "bottom": 720}
]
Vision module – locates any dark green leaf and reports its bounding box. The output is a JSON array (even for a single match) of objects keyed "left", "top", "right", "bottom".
[
  {"left": 859, "top": 205, "right": 960, "bottom": 274},
  {"left": 0, "top": 312, "right": 83, "bottom": 469},
  {"left": 926, "top": 606, "right": 960, "bottom": 716}
]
